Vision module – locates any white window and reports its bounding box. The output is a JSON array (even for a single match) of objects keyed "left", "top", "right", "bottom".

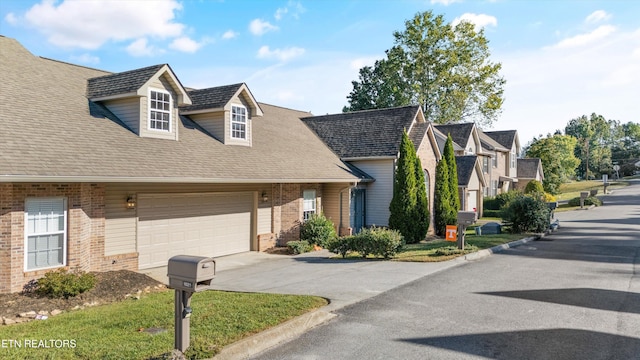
[
  {"left": 492, "top": 180, "right": 499, "bottom": 196},
  {"left": 510, "top": 150, "right": 516, "bottom": 168},
  {"left": 149, "top": 89, "right": 171, "bottom": 131},
  {"left": 231, "top": 105, "right": 247, "bottom": 139},
  {"left": 492, "top": 155, "right": 497, "bottom": 168},
  {"left": 303, "top": 190, "right": 317, "bottom": 221},
  {"left": 25, "top": 198, "right": 67, "bottom": 271},
  {"left": 483, "top": 157, "right": 489, "bottom": 173}
]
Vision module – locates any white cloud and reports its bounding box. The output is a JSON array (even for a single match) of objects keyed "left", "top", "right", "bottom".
[
  {"left": 551, "top": 25, "right": 616, "bottom": 49},
  {"left": 169, "top": 36, "right": 203, "bottom": 53},
  {"left": 274, "top": 1, "right": 305, "bottom": 20},
  {"left": 126, "top": 38, "right": 158, "bottom": 57},
  {"left": 585, "top": 10, "right": 611, "bottom": 24},
  {"left": 69, "top": 53, "right": 100, "bottom": 65},
  {"left": 452, "top": 13, "right": 498, "bottom": 31},
  {"left": 430, "top": 0, "right": 460, "bottom": 5},
  {"left": 4, "top": 12, "right": 18, "bottom": 25},
  {"left": 349, "top": 56, "right": 378, "bottom": 70},
  {"left": 21, "top": 0, "right": 184, "bottom": 49},
  {"left": 249, "top": 19, "right": 278, "bottom": 36},
  {"left": 222, "top": 30, "right": 238, "bottom": 40},
  {"left": 274, "top": 7, "right": 288, "bottom": 21},
  {"left": 257, "top": 45, "right": 305, "bottom": 62}
]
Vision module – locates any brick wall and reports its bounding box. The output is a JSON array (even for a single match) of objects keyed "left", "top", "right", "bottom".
[{"left": 271, "top": 183, "right": 322, "bottom": 246}]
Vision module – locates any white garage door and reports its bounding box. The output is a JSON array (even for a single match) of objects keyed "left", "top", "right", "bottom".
[
  {"left": 467, "top": 190, "right": 478, "bottom": 212},
  {"left": 137, "top": 192, "right": 253, "bottom": 269}
]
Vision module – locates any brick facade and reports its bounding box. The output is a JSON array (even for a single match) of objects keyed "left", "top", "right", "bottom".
[{"left": 271, "top": 183, "right": 322, "bottom": 246}]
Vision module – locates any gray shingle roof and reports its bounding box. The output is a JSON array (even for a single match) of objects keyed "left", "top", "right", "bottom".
[
  {"left": 484, "top": 130, "right": 517, "bottom": 150},
  {"left": 434, "top": 123, "right": 475, "bottom": 150},
  {"left": 87, "top": 64, "right": 165, "bottom": 98},
  {"left": 456, "top": 155, "right": 478, "bottom": 186},
  {"left": 0, "top": 36, "right": 364, "bottom": 183},
  {"left": 181, "top": 83, "right": 243, "bottom": 112},
  {"left": 301, "top": 106, "right": 421, "bottom": 158},
  {"left": 517, "top": 158, "right": 543, "bottom": 179},
  {"left": 479, "top": 131, "right": 508, "bottom": 152}
]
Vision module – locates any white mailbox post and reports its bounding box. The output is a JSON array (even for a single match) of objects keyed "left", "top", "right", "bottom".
[
  {"left": 457, "top": 211, "right": 477, "bottom": 250},
  {"left": 167, "top": 255, "right": 216, "bottom": 354}
]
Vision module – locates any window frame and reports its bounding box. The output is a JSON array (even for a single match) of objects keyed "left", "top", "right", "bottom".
[
  {"left": 24, "top": 197, "right": 67, "bottom": 272},
  {"left": 230, "top": 105, "right": 247, "bottom": 140},
  {"left": 148, "top": 88, "right": 172, "bottom": 132},
  {"left": 510, "top": 149, "right": 516, "bottom": 169},
  {"left": 302, "top": 189, "right": 317, "bottom": 222}
]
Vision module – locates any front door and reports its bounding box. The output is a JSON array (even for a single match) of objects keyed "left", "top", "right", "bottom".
[{"left": 350, "top": 188, "right": 366, "bottom": 234}]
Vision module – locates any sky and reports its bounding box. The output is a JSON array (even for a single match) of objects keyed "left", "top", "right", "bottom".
[{"left": 1, "top": 0, "right": 639, "bottom": 146}]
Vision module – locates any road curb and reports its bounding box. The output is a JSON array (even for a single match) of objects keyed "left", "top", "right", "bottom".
[
  {"left": 212, "top": 309, "right": 336, "bottom": 359},
  {"left": 464, "top": 234, "right": 541, "bottom": 261}
]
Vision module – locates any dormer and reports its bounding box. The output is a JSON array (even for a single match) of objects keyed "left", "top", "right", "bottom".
[
  {"left": 87, "top": 64, "right": 191, "bottom": 141},
  {"left": 180, "top": 83, "right": 263, "bottom": 146}
]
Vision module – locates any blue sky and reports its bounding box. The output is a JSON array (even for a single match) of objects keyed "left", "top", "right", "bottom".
[{"left": 1, "top": 0, "right": 638, "bottom": 145}]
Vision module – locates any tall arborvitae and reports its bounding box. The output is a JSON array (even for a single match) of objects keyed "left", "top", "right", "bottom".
[
  {"left": 389, "top": 131, "right": 417, "bottom": 241},
  {"left": 412, "top": 155, "right": 430, "bottom": 242},
  {"left": 434, "top": 154, "right": 453, "bottom": 236},
  {"left": 443, "top": 134, "right": 460, "bottom": 220}
]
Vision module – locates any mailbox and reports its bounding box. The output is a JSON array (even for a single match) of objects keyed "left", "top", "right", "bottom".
[
  {"left": 167, "top": 255, "right": 216, "bottom": 292},
  {"left": 457, "top": 211, "right": 477, "bottom": 226},
  {"left": 580, "top": 191, "right": 589, "bottom": 199}
]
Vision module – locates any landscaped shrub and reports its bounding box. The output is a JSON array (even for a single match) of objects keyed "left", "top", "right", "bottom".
[
  {"left": 543, "top": 192, "right": 557, "bottom": 202},
  {"left": 567, "top": 196, "right": 602, "bottom": 207},
  {"left": 434, "top": 244, "right": 479, "bottom": 256},
  {"left": 483, "top": 196, "right": 500, "bottom": 211},
  {"left": 495, "top": 190, "right": 521, "bottom": 209},
  {"left": 483, "top": 209, "right": 502, "bottom": 218},
  {"left": 325, "top": 227, "right": 404, "bottom": 259},
  {"left": 36, "top": 269, "right": 96, "bottom": 299},
  {"left": 300, "top": 212, "right": 337, "bottom": 247},
  {"left": 325, "top": 236, "right": 352, "bottom": 258},
  {"left": 501, "top": 195, "right": 551, "bottom": 234},
  {"left": 287, "top": 240, "right": 313, "bottom": 255},
  {"left": 524, "top": 180, "right": 544, "bottom": 195}
]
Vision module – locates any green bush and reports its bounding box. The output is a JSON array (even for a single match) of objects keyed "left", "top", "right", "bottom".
[
  {"left": 567, "top": 196, "right": 602, "bottom": 207},
  {"left": 287, "top": 240, "right": 313, "bottom": 255},
  {"left": 325, "top": 227, "right": 404, "bottom": 259},
  {"left": 36, "top": 269, "right": 96, "bottom": 299},
  {"left": 434, "top": 244, "right": 479, "bottom": 256},
  {"left": 524, "top": 180, "right": 544, "bottom": 195},
  {"left": 501, "top": 195, "right": 551, "bottom": 234},
  {"left": 300, "top": 213, "right": 337, "bottom": 247},
  {"left": 483, "top": 196, "right": 500, "bottom": 211},
  {"left": 495, "top": 190, "right": 521, "bottom": 209},
  {"left": 483, "top": 209, "right": 502, "bottom": 218}
]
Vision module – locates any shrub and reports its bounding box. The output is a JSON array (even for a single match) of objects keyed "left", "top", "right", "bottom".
[
  {"left": 434, "top": 244, "right": 479, "bottom": 256},
  {"left": 501, "top": 195, "right": 551, "bottom": 234},
  {"left": 325, "top": 227, "right": 404, "bottom": 259},
  {"left": 524, "top": 180, "right": 544, "bottom": 195},
  {"left": 543, "top": 192, "right": 557, "bottom": 202},
  {"left": 495, "top": 190, "right": 521, "bottom": 209},
  {"left": 483, "top": 196, "right": 500, "bottom": 211},
  {"left": 567, "top": 196, "right": 602, "bottom": 207},
  {"left": 325, "top": 236, "right": 351, "bottom": 258},
  {"left": 36, "top": 269, "right": 96, "bottom": 299},
  {"left": 483, "top": 209, "right": 502, "bottom": 218},
  {"left": 287, "top": 240, "right": 313, "bottom": 255},
  {"left": 300, "top": 213, "right": 337, "bottom": 247}
]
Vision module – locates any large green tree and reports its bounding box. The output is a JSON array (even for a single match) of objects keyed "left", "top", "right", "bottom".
[
  {"left": 443, "top": 135, "right": 460, "bottom": 212},
  {"left": 434, "top": 154, "right": 455, "bottom": 236},
  {"left": 565, "top": 113, "right": 612, "bottom": 179},
  {"left": 389, "top": 131, "right": 429, "bottom": 243},
  {"left": 525, "top": 134, "right": 580, "bottom": 194},
  {"left": 345, "top": 10, "right": 505, "bottom": 127}
]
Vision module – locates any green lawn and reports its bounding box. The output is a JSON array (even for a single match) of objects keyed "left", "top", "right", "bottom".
[
  {"left": 0, "top": 290, "right": 326, "bottom": 359},
  {"left": 556, "top": 180, "right": 627, "bottom": 201}
]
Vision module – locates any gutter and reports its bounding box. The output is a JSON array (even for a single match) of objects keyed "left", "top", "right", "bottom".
[{"left": 0, "top": 175, "right": 368, "bottom": 184}]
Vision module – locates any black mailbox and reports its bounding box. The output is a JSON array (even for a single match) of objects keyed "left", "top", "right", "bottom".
[{"left": 167, "top": 255, "right": 216, "bottom": 292}]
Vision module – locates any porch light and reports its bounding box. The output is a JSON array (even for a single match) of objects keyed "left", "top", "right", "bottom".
[
  {"left": 126, "top": 196, "right": 136, "bottom": 209},
  {"left": 261, "top": 191, "right": 269, "bottom": 203}
]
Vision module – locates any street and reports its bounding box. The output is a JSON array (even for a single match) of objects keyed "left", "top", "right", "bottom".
[{"left": 253, "top": 180, "right": 640, "bottom": 359}]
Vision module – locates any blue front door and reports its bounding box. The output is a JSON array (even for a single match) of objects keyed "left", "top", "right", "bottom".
[{"left": 350, "top": 188, "right": 366, "bottom": 234}]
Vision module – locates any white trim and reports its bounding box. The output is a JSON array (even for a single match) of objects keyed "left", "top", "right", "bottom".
[
  {"left": 1, "top": 175, "right": 367, "bottom": 183},
  {"left": 148, "top": 88, "right": 172, "bottom": 133},
  {"left": 342, "top": 156, "right": 397, "bottom": 161},
  {"left": 89, "top": 92, "right": 138, "bottom": 102},
  {"left": 303, "top": 189, "right": 317, "bottom": 221},
  {"left": 180, "top": 107, "right": 224, "bottom": 115},
  {"left": 24, "top": 197, "right": 67, "bottom": 272},
  {"left": 230, "top": 104, "right": 247, "bottom": 140}
]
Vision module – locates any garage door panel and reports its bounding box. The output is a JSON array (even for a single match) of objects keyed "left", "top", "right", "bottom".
[{"left": 137, "top": 192, "right": 253, "bottom": 269}]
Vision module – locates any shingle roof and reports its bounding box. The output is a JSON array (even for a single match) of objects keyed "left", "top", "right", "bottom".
[
  {"left": 479, "top": 131, "right": 508, "bottom": 152},
  {"left": 301, "top": 106, "right": 421, "bottom": 158},
  {"left": 434, "top": 123, "right": 475, "bottom": 150},
  {"left": 0, "top": 36, "right": 364, "bottom": 183},
  {"left": 87, "top": 64, "right": 165, "bottom": 98},
  {"left": 455, "top": 155, "right": 478, "bottom": 186},
  {"left": 484, "top": 130, "right": 517, "bottom": 150},
  {"left": 181, "top": 83, "right": 243, "bottom": 112},
  {"left": 517, "top": 158, "right": 543, "bottom": 179},
  {"left": 433, "top": 126, "right": 464, "bottom": 154}
]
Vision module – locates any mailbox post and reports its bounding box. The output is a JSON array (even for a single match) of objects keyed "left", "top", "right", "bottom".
[
  {"left": 457, "top": 211, "right": 477, "bottom": 250},
  {"left": 580, "top": 191, "right": 589, "bottom": 209},
  {"left": 167, "top": 255, "right": 216, "bottom": 354}
]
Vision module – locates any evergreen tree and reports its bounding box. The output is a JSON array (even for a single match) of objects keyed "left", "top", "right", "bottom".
[
  {"left": 434, "top": 155, "right": 454, "bottom": 236},
  {"left": 389, "top": 131, "right": 417, "bottom": 241},
  {"left": 412, "top": 156, "right": 430, "bottom": 242},
  {"left": 443, "top": 135, "right": 460, "bottom": 218}
]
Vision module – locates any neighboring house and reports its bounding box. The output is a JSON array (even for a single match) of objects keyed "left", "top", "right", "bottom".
[
  {"left": 302, "top": 106, "right": 441, "bottom": 235},
  {"left": 479, "top": 131, "right": 510, "bottom": 197},
  {"left": 0, "top": 36, "right": 368, "bottom": 293},
  {"left": 483, "top": 130, "right": 521, "bottom": 194},
  {"left": 434, "top": 123, "right": 488, "bottom": 215},
  {"left": 516, "top": 158, "right": 545, "bottom": 191}
]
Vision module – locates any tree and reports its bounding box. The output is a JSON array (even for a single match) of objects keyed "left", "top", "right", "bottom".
[
  {"left": 565, "top": 113, "right": 612, "bottom": 179},
  {"left": 524, "top": 179, "right": 544, "bottom": 195},
  {"left": 389, "top": 131, "right": 429, "bottom": 243},
  {"left": 434, "top": 155, "right": 456, "bottom": 236},
  {"left": 525, "top": 134, "right": 580, "bottom": 194},
  {"left": 443, "top": 135, "right": 460, "bottom": 212},
  {"left": 345, "top": 10, "right": 505, "bottom": 127}
]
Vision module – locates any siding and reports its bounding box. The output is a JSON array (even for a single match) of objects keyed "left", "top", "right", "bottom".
[
  {"left": 104, "top": 183, "right": 272, "bottom": 256},
  {"left": 348, "top": 159, "right": 395, "bottom": 227},
  {"left": 225, "top": 96, "right": 252, "bottom": 147},
  {"left": 103, "top": 97, "right": 140, "bottom": 134},
  {"left": 322, "top": 183, "right": 352, "bottom": 231},
  {"left": 189, "top": 112, "right": 225, "bottom": 141},
  {"left": 139, "top": 75, "right": 179, "bottom": 141}
]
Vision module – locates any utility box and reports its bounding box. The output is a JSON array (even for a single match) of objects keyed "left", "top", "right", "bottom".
[
  {"left": 168, "top": 255, "right": 216, "bottom": 292},
  {"left": 481, "top": 222, "right": 502, "bottom": 235},
  {"left": 457, "top": 211, "right": 477, "bottom": 226}
]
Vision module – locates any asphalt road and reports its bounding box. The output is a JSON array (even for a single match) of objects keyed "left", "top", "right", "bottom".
[{"left": 252, "top": 180, "right": 640, "bottom": 360}]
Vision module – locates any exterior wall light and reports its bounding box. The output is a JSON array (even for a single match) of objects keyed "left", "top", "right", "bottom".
[
  {"left": 261, "top": 191, "right": 269, "bottom": 203},
  {"left": 126, "top": 196, "right": 136, "bottom": 209}
]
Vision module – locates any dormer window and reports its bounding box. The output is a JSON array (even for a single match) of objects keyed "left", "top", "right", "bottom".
[
  {"left": 149, "top": 89, "right": 171, "bottom": 132},
  {"left": 231, "top": 105, "right": 247, "bottom": 139}
]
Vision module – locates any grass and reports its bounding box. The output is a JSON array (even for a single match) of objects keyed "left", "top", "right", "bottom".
[
  {"left": 0, "top": 290, "right": 327, "bottom": 359},
  {"left": 556, "top": 180, "right": 628, "bottom": 201}
]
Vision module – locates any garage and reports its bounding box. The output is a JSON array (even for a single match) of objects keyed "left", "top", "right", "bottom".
[{"left": 137, "top": 192, "right": 253, "bottom": 269}]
